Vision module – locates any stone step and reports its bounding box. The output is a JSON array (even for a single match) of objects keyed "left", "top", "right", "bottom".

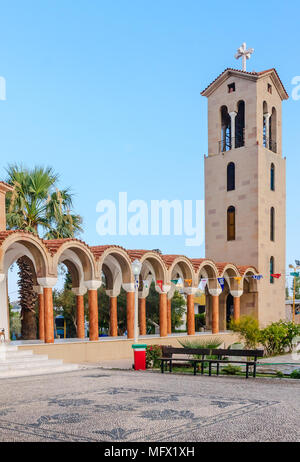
[
  {"left": 0, "top": 344, "right": 18, "bottom": 352},
  {"left": 0, "top": 354, "right": 49, "bottom": 365},
  {"left": 0, "top": 350, "right": 34, "bottom": 359},
  {"left": 0, "top": 358, "right": 64, "bottom": 371},
  {"left": 0, "top": 363, "right": 79, "bottom": 378}
]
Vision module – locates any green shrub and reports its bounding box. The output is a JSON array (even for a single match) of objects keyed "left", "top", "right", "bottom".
[
  {"left": 229, "top": 316, "right": 260, "bottom": 349},
  {"left": 259, "top": 322, "right": 290, "bottom": 356},
  {"left": 145, "top": 345, "right": 162, "bottom": 368},
  {"left": 290, "top": 369, "right": 300, "bottom": 379},
  {"left": 276, "top": 371, "right": 284, "bottom": 378},
  {"left": 178, "top": 337, "right": 223, "bottom": 350},
  {"left": 222, "top": 364, "right": 242, "bottom": 375}
]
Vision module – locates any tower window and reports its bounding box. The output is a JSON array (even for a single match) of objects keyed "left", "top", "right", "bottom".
[
  {"left": 227, "top": 162, "right": 235, "bottom": 191},
  {"left": 228, "top": 83, "right": 235, "bottom": 93},
  {"left": 227, "top": 206, "right": 236, "bottom": 241},
  {"left": 220, "top": 106, "right": 231, "bottom": 152},
  {"left": 269, "top": 107, "right": 277, "bottom": 153},
  {"left": 268, "top": 84, "right": 272, "bottom": 94},
  {"left": 235, "top": 101, "right": 245, "bottom": 148},
  {"left": 270, "top": 163, "right": 275, "bottom": 191},
  {"left": 270, "top": 207, "right": 275, "bottom": 241},
  {"left": 270, "top": 256, "right": 274, "bottom": 284}
]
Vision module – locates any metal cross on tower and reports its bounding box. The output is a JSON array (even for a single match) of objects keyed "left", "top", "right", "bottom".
[{"left": 235, "top": 42, "right": 254, "bottom": 72}]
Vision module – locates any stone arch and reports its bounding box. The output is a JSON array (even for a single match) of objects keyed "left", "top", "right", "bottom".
[
  {"left": 0, "top": 231, "right": 49, "bottom": 278},
  {"left": 0, "top": 231, "right": 50, "bottom": 340},
  {"left": 92, "top": 246, "right": 133, "bottom": 295},
  {"left": 128, "top": 251, "right": 168, "bottom": 290},
  {"left": 219, "top": 263, "right": 241, "bottom": 295},
  {"left": 163, "top": 255, "right": 195, "bottom": 288},
  {"left": 46, "top": 239, "right": 98, "bottom": 284},
  {"left": 239, "top": 267, "right": 259, "bottom": 319}
]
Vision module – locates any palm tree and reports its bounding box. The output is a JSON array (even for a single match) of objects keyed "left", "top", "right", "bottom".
[{"left": 5, "top": 164, "right": 83, "bottom": 339}]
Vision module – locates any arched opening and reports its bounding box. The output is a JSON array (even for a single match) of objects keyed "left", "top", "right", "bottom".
[
  {"left": 235, "top": 100, "right": 245, "bottom": 148},
  {"left": 270, "top": 207, "right": 275, "bottom": 241},
  {"left": 269, "top": 107, "right": 277, "bottom": 153},
  {"left": 227, "top": 162, "right": 235, "bottom": 191},
  {"left": 220, "top": 106, "right": 231, "bottom": 152},
  {"left": 226, "top": 293, "right": 234, "bottom": 327},
  {"left": 227, "top": 206, "right": 236, "bottom": 241},
  {"left": 263, "top": 101, "right": 268, "bottom": 148},
  {"left": 270, "top": 257, "right": 275, "bottom": 284},
  {"left": 271, "top": 163, "right": 275, "bottom": 191}
]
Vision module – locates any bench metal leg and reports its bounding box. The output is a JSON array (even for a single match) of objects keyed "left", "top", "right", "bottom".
[
  {"left": 169, "top": 360, "right": 172, "bottom": 373},
  {"left": 217, "top": 362, "right": 220, "bottom": 376},
  {"left": 193, "top": 363, "right": 197, "bottom": 376},
  {"left": 253, "top": 362, "right": 257, "bottom": 378},
  {"left": 200, "top": 361, "right": 204, "bottom": 375},
  {"left": 209, "top": 362, "right": 212, "bottom": 376},
  {"left": 161, "top": 360, "right": 164, "bottom": 374},
  {"left": 246, "top": 363, "right": 249, "bottom": 379}
]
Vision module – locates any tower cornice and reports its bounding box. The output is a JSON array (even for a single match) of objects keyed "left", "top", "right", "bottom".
[{"left": 201, "top": 68, "right": 288, "bottom": 100}]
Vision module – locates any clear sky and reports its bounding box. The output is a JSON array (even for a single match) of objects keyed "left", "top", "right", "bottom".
[{"left": 1, "top": 0, "right": 299, "bottom": 297}]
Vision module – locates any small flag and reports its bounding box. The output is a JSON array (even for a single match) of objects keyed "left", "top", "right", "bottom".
[
  {"left": 218, "top": 277, "right": 225, "bottom": 291},
  {"left": 295, "top": 260, "right": 300, "bottom": 266},
  {"left": 156, "top": 280, "right": 163, "bottom": 291},
  {"left": 234, "top": 276, "right": 242, "bottom": 284},
  {"left": 271, "top": 273, "right": 281, "bottom": 279},
  {"left": 252, "top": 275, "right": 263, "bottom": 280},
  {"left": 185, "top": 279, "right": 192, "bottom": 287},
  {"left": 143, "top": 280, "right": 149, "bottom": 289},
  {"left": 290, "top": 272, "right": 300, "bottom": 277},
  {"left": 171, "top": 279, "right": 179, "bottom": 285},
  {"left": 199, "top": 278, "right": 208, "bottom": 291}
]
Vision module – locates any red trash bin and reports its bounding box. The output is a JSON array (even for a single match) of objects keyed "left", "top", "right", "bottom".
[{"left": 132, "top": 344, "right": 147, "bottom": 370}]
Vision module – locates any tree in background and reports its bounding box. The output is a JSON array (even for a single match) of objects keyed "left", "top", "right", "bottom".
[
  {"left": 6, "top": 164, "right": 82, "bottom": 339},
  {"left": 290, "top": 275, "right": 300, "bottom": 299}
]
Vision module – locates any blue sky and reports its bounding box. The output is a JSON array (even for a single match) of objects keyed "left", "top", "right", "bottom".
[{"left": 1, "top": 0, "right": 299, "bottom": 296}]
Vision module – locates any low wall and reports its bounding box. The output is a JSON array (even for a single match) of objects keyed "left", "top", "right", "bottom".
[{"left": 17, "top": 332, "right": 239, "bottom": 364}]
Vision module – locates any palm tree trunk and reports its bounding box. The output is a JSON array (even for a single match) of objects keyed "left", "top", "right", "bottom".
[{"left": 17, "top": 256, "right": 37, "bottom": 340}]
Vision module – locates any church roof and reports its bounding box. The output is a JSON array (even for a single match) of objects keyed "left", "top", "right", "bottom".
[{"left": 201, "top": 68, "right": 288, "bottom": 100}]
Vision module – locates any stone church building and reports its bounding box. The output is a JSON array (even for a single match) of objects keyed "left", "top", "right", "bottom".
[{"left": 0, "top": 65, "right": 288, "bottom": 344}]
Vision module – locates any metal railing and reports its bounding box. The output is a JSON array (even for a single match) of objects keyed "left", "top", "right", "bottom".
[
  {"left": 219, "top": 132, "right": 245, "bottom": 153},
  {"left": 263, "top": 136, "right": 277, "bottom": 153}
]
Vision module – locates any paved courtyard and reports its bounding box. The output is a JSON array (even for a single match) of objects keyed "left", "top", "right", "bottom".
[{"left": 0, "top": 368, "right": 299, "bottom": 442}]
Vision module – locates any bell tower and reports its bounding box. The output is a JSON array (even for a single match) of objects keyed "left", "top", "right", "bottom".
[{"left": 201, "top": 67, "right": 288, "bottom": 325}]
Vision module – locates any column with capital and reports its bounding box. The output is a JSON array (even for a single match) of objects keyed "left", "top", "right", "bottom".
[
  {"left": 84, "top": 280, "right": 102, "bottom": 341},
  {"left": 34, "top": 285, "right": 45, "bottom": 341},
  {"left": 156, "top": 281, "right": 171, "bottom": 337},
  {"left": 208, "top": 287, "right": 222, "bottom": 335},
  {"left": 37, "top": 277, "right": 57, "bottom": 344},
  {"left": 72, "top": 287, "right": 87, "bottom": 339},
  {"left": 229, "top": 111, "right": 237, "bottom": 149}
]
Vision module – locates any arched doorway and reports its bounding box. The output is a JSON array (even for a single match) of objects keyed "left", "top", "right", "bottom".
[{"left": 226, "top": 294, "right": 234, "bottom": 327}]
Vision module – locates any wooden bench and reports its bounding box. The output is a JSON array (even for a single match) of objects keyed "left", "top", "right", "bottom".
[{"left": 159, "top": 347, "right": 264, "bottom": 378}]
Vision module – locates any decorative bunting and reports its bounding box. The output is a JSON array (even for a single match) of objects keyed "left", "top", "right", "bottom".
[
  {"left": 234, "top": 276, "right": 242, "bottom": 284},
  {"left": 271, "top": 273, "right": 281, "bottom": 279},
  {"left": 143, "top": 280, "right": 149, "bottom": 289},
  {"left": 156, "top": 280, "right": 163, "bottom": 291},
  {"left": 199, "top": 278, "right": 208, "bottom": 291},
  {"left": 217, "top": 277, "right": 225, "bottom": 291},
  {"left": 185, "top": 279, "right": 192, "bottom": 287},
  {"left": 290, "top": 272, "right": 300, "bottom": 277},
  {"left": 171, "top": 279, "right": 179, "bottom": 285},
  {"left": 252, "top": 275, "right": 263, "bottom": 280},
  {"left": 295, "top": 260, "right": 300, "bottom": 266}
]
